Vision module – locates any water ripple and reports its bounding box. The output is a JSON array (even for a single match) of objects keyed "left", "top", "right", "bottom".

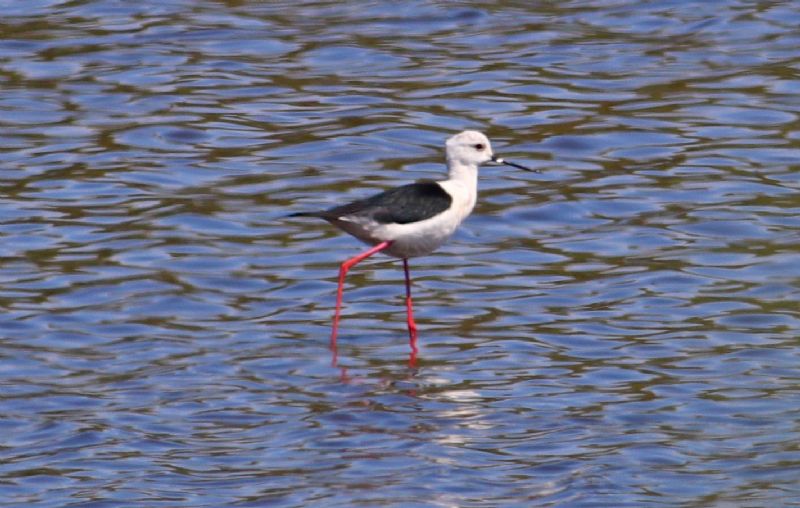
[{"left": 0, "top": 0, "right": 799, "bottom": 506}]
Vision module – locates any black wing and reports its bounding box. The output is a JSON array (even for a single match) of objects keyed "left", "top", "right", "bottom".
[{"left": 302, "top": 182, "right": 452, "bottom": 225}]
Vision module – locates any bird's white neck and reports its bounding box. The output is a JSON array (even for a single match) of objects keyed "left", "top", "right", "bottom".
[
  {"left": 446, "top": 160, "right": 479, "bottom": 189},
  {"left": 439, "top": 160, "right": 478, "bottom": 219}
]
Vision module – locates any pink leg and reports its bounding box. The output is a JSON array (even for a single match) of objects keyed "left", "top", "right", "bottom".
[
  {"left": 403, "top": 258, "right": 419, "bottom": 363},
  {"left": 331, "top": 241, "right": 392, "bottom": 354}
]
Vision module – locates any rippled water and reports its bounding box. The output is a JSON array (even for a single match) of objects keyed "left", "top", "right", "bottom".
[{"left": 1, "top": 1, "right": 799, "bottom": 506}]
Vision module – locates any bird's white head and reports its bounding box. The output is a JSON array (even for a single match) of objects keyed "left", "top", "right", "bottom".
[{"left": 445, "top": 130, "right": 494, "bottom": 167}]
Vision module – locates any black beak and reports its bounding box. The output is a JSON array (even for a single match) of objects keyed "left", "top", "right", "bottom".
[{"left": 491, "top": 154, "right": 540, "bottom": 172}]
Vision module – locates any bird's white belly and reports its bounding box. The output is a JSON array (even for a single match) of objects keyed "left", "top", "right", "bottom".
[{"left": 378, "top": 213, "right": 460, "bottom": 258}]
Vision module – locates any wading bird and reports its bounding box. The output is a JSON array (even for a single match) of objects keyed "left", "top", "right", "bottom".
[{"left": 291, "top": 130, "right": 536, "bottom": 362}]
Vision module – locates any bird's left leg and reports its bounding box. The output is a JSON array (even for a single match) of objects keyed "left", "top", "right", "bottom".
[{"left": 331, "top": 241, "right": 392, "bottom": 349}]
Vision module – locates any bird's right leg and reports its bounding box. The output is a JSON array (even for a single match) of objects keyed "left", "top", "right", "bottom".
[
  {"left": 403, "top": 258, "right": 419, "bottom": 367},
  {"left": 331, "top": 241, "right": 392, "bottom": 350}
]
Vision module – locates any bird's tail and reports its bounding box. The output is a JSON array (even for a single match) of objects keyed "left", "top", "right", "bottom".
[{"left": 287, "top": 211, "right": 325, "bottom": 219}]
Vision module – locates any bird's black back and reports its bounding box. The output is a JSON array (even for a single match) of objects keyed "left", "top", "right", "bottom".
[{"left": 298, "top": 181, "right": 452, "bottom": 225}]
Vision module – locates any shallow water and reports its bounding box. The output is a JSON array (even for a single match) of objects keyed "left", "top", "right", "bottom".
[{"left": 1, "top": 0, "right": 799, "bottom": 506}]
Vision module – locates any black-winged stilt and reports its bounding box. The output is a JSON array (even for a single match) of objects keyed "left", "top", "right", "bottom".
[{"left": 292, "top": 130, "right": 537, "bottom": 360}]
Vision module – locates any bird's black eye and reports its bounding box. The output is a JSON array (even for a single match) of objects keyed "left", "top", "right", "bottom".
[{"left": 474, "top": 143, "right": 485, "bottom": 151}]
